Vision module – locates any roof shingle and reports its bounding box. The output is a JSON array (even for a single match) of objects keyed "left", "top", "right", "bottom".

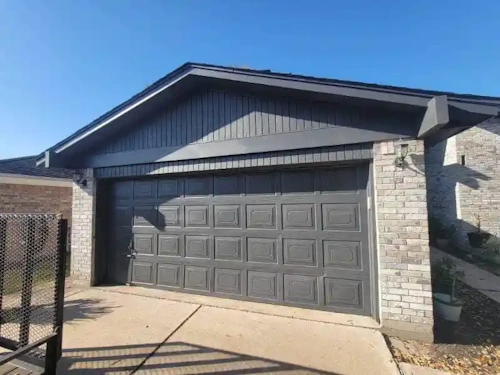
[{"left": 0, "top": 155, "right": 72, "bottom": 179}]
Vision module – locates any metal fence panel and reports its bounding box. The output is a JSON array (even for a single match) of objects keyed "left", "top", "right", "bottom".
[{"left": 0, "top": 214, "right": 65, "bottom": 366}]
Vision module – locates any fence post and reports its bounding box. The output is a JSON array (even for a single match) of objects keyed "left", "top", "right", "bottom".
[
  {"left": 44, "top": 217, "right": 67, "bottom": 375},
  {"left": 0, "top": 217, "right": 7, "bottom": 334},
  {"left": 19, "top": 216, "right": 36, "bottom": 347}
]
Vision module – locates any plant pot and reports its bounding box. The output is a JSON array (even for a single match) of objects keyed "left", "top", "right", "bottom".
[
  {"left": 467, "top": 232, "right": 491, "bottom": 248},
  {"left": 436, "top": 238, "right": 451, "bottom": 249},
  {"left": 433, "top": 293, "right": 463, "bottom": 322}
]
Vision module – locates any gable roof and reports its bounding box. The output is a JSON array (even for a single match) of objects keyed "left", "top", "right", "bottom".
[
  {"left": 0, "top": 155, "right": 72, "bottom": 179},
  {"left": 37, "top": 62, "right": 500, "bottom": 167}
]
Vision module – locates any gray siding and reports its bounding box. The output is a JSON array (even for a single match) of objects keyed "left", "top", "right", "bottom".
[
  {"left": 95, "top": 143, "right": 373, "bottom": 179},
  {"left": 94, "top": 90, "right": 411, "bottom": 156}
]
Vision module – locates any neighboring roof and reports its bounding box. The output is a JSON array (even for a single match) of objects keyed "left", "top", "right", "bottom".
[
  {"left": 36, "top": 62, "right": 500, "bottom": 166},
  {"left": 0, "top": 155, "right": 72, "bottom": 179}
]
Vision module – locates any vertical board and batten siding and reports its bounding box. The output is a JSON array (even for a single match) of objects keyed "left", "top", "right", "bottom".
[
  {"left": 94, "top": 143, "right": 373, "bottom": 178},
  {"left": 94, "top": 89, "right": 402, "bottom": 156}
]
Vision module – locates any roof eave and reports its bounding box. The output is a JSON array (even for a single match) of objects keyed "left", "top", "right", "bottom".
[{"left": 36, "top": 63, "right": 500, "bottom": 167}]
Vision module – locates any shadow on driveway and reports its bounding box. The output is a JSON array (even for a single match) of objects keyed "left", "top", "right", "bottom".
[{"left": 58, "top": 341, "right": 338, "bottom": 374}]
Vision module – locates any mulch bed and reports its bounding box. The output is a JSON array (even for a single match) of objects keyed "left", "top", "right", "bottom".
[{"left": 387, "top": 282, "right": 500, "bottom": 375}]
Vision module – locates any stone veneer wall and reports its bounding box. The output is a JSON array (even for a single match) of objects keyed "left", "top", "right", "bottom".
[
  {"left": 374, "top": 140, "right": 434, "bottom": 341},
  {"left": 70, "top": 169, "right": 96, "bottom": 284},
  {"left": 426, "top": 118, "right": 500, "bottom": 248}
]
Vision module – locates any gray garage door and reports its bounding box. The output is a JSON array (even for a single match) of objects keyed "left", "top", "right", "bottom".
[{"left": 107, "top": 164, "right": 374, "bottom": 316}]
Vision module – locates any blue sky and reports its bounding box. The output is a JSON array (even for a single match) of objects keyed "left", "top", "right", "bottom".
[{"left": 0, "top": 0, "right": 499, "bottom": 159}]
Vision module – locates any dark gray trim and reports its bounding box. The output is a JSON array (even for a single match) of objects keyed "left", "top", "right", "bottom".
[
  {"left": 87, "top": 128, "right": 393, "bottom": 169},
  {"left": 190, "top": 68, "right": 429, "bottom": 107},
  {"left": 367, "top": 160, "right": 380, "bottom": 322},
  {"left": 449, "top": 101, "right": 499, "bottom": 116},
  {"left": 94, "top": 144, "right": 373, "bottom": 179},
  {"left": 36, "top": 62, "right": 499, "bottom": 167},
  {"left": 418, "top": 96, "right": 450, "bottom": 138}
]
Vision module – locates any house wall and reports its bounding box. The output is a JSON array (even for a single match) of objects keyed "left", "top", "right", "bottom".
[
  {"left": 374, "top": 140, "right": 433, "bottom": 342},
  {"left": 0, "top": 182, "right": 72, "bottom": 220},
  {"left": 94, "top": 143, "right": 373, "bottom": 178},
  {"left": 92, "top": 89, "right": 414, "bottom": 156},
  {"left": 456, "top": 119, "right": 500, "bottom": 242},
  {"left": 70, "top": 141, "right": 434, "bottom": 341},
  {"left": 426, "top": 118, "right": 500, "bottom": 248},
  {"left": 70, "top": 169, "right": 96, "bottom": 283}
]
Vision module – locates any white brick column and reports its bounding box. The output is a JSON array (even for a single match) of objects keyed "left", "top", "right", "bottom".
[
  {"left": 70, "top": 169, "right": 96, "bottom": 285},
  {"left": 374, "top": 140, "right": 434, "bottom": 342}
]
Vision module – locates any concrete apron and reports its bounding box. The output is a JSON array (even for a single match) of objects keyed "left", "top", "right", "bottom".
[{"left": 58, "top": 286, "right": 399, "bottom": 375}]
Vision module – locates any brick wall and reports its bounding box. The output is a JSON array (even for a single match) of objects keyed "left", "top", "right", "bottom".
[
  {"left": 374, "top": 140, "right": 434, "bottom": 341},
  {"left": 426, "top": 118, "right": 500, "bottom": 248},
  {"left": 456, "top": 119, "right": 500, "bottom": 240},
  {"left": 0, "top": 183, "right": 72, "bottom": 220},
  {"left": 70, "top": 169, "right": 96, "bottom": 284},
  {"left": 425, "top": 136, "right": 460, "bottom": 228}
]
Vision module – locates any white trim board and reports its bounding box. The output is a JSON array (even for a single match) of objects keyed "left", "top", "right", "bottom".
[{"left": 0, "top": 174, "right": 72, "bottom": 187}]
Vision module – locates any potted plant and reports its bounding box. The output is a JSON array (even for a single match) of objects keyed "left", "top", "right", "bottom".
[
  {"left": 467, "top": 214, "right": 491, "bottom": 248},
  {"left": 432, "top": 258, "right": 465, "bottom": 322}
]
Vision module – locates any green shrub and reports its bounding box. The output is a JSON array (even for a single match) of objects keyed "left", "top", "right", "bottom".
[{"left": 483, "top": 237, "right": 500, "bottom": 254}]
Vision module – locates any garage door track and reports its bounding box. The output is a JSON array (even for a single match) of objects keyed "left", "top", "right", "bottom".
[{"left": 58, "top": 286, "right": 398, "bottom": 374}]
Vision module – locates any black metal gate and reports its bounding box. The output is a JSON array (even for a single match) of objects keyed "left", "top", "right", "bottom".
[{"left": 0, "top": 214, "right": 67, "bottom": 374}]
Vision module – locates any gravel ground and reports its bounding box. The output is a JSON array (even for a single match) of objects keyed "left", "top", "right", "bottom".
[{"left": 387, "top": 282, "right": 500, "bottom": 375}]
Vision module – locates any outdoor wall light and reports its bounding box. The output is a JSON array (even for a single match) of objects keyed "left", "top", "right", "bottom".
[
  {"left": 73, "top": 171, "right": 87, "bottom": 188},
  {"left": 394, "top": 143, "right": 409, "bottom": 168}
]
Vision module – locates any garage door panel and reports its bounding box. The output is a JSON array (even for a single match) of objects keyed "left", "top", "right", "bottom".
[
  {"left": 321, "top": 204, "right": 360, "bottom": 231},
  {"left": 247, "top": 271, "right": 278, "bottom": 300},
  {"left": 214, "top": 175, "right": 244, "bottom": 195},
  {"left": 133, "top": 205, "right": 158, "bottom": 226},
  {"left": 134, "top": 234, "right": 154, "bottom": 255},
  {"left": 282, "top": 239, "right": 317, "bottom": 266},
  {"left": 214, "top": 205, "right": 241, "bottom": 228},
  {"left": 131, "top": 261, "right": 154, "bottom": 285},
  {"left": 185, "top": 266, "right": 209, "bottom": 291},
  {"left": 158, "top": 178, "right": 181, "bottom": 198},
  {"left": 245, "top": 172, "right": 278, "bottom": 195},
  {"left": 246, "top": 204, "right": 277, "bottom": 229},
  {"left": 281, "top": 170, "right": 315, "bottom": 194},
  {"left": 158, "top": 235, "right": 182, "bottom": 257},
  {"left": 158, "top": 206, "right": 182, "bottom": 227},
  {"left": 157, "top": 264, "right": 182, "bottom": 288},
  {"left": 324, "top": 277, "right": 364, "bottom": 311},
  {"left": 214, "top": 268, "right": 243, "bottom": 296},
  {"left": 134, "top": 180, "right": 157, "bottom": 199},
  {"left": 323, "top": 240, "right": 362, "bottom": 270},
  {"left": 320, "top": 168, "right": 360, "bottom": 194},
  {"left": 185, "top": 205, "right": 210, "bottom": 228},
  {"left": 111, "top": 206, "right": 132, "bottom": 227},
  {"left": 214, "top": 237, "right": 242, "bottom": 261},
  {"left": 284, "top": 274, "right": 318, "bottom": 305},
  {"left": 113, "top": 181, "right": 134, "bottom": 200},
  {"left": 185, "top": 176, "right": 212, "bottom": 196},
  {"left": 107, "top": 164, "right": 374, "bottom": 317},
  {"left": 247, "top": 237, "right": 278, "bottom": 264},
  {"left": 185, "top": 235, "right": 210, "bottom": 259}
]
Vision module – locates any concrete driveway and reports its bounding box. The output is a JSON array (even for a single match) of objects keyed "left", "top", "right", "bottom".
[{"left": 58, "top": 286, "right": 399, "bottom": 374}]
